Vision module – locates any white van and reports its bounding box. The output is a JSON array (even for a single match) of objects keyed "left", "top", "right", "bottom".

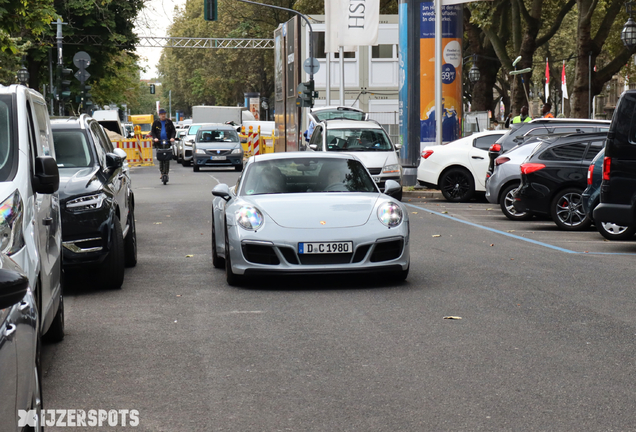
[{"left": 0, "top": 84, "right": 64, "bottom": 341}]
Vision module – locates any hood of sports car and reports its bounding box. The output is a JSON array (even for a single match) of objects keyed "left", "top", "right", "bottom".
[{"left": 246, "top": 193, "right": 380, "bottom": 228}]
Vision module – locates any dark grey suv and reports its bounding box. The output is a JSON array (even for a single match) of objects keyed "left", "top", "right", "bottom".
[{"left": 487, "top": 119, "right": 610, "bottom": 178}]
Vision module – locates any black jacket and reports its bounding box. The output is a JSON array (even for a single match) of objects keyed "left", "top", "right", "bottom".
[{"left": 150, "top": 119, "right": 176, "bottom": 141}]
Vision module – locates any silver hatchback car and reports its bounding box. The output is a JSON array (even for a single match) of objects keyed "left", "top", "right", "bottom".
[{"left": 485, "top": 139, "right": 543, "bottom": 220}]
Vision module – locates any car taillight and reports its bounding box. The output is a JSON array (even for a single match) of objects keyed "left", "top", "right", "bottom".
[
  {"left": 489, "top": 143, "right": 502, "bottom": 152},
  {"left": 520, "top": 163, "right": 546, "bottom": 175},
  {"left": 587, "top": 163, "right": 594, "bottom": 185},
  {"left": 495, "top": 156, "right": 510, "bottom": 166},
  {"left": 603, "top": 157, "right": 611, "bottom": 181},
  {"left": 422, "top": 150, "right": 434, "bottom": 159}
]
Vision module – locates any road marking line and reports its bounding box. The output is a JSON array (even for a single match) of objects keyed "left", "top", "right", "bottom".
[
  {"left": 406, "top": 203, "right": 636, "bottom": 256},
  {"left": 209, "top": 174, "right": 221, "bottom": 184}
]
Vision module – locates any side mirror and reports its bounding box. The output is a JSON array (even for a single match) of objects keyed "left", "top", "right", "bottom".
[
  {"left": 33, "top": 156, "right": 59, "bottom": 194},
  {"left": 394, "top": 143, "right": 403, "bottom": 150},
  {"left": 309, "top": 144, "right": 318, "bottom": 151},
  {"left": 106, "top": 152, "right": 124, "bottom": 170},
  {"left": 113, "top": 148, "right": 128, "bottom": 161},
  {"left": 212, "top": 183, "right": 232, "bottom": 202},
  {"left": 384, "top": 180, "right": 401, "bottom": 197},
  {"left": 0, "top": 267, "right": 29, "bottom": 310}
]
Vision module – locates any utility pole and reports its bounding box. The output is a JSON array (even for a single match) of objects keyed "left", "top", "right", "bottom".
[{"left": 55, "top": 18, "right": 67, "bottom": 116}]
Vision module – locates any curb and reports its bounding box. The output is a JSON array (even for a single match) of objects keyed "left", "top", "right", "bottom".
[{"left": 402, "top": 190, "right": 442, "bottom": 200}]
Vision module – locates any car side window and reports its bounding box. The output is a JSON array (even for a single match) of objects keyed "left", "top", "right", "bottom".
[
  {"left": 584, "top": 140, "right": 605, "bottom": 160},
  {"left": 95, "top": 124, "right": 115, "bottom": 153},
  {"left": 33, "top": 101, "right": 53, "bottom": 157},
  {"left": 473, "top": 135, "right": 498, "bottom": 150},
  {"left": 310, "top": 126, "right": 323, "bottom": 150},
  {"left": 89, "top": 123, "right": 107, "bottom": 168},
  {"left": 540, "top": 143, "right": 588, "bottom": 161}
]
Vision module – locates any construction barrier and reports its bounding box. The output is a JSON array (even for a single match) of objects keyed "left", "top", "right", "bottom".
[
  {"left": 113, "top": 138, "right": 154, "bottom": 166},
  {"left": 239, "top": 125, "right": 276, "bottom": 157}
]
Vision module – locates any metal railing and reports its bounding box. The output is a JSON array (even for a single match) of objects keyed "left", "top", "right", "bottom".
[{"left": 367, "top": 112, "right": 399, "bottom": 145}]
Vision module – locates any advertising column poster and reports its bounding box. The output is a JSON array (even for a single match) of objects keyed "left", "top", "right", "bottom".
[{"left": 420, "top": 2, "right": 462, "bottom": 144}]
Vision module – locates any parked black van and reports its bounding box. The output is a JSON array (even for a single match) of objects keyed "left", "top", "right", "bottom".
[{"left": 594, "top": 90, "right": 636, "bottom": 228}]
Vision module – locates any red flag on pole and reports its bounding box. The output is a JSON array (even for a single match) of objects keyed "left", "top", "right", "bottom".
[{"left": 545, "top": 59, "right": 550, "bottom": 103}]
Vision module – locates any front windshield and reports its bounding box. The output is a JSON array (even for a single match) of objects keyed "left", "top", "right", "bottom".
[
  {"left": 140, "top": 123, "right": 151, "bottom": 132},
  {"left": 241, "top": 158, "right": 378, "bottom": 195},
  {"left": 53, "top": 130, "right": 93, "bottom": 168},
  {"left": 326, "top": 129, "right": 393, "bottom": 151},
  {"left": 197, "top": 129, "right": 239, "bottom": 143},
  {"left": 313, "top": 109, "right": 366, "bottom": 122},
  {"left": 0, "top": 95, "right": 15, "bottom": 181}
]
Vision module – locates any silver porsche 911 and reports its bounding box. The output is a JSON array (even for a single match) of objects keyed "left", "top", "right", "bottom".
[{"left": 211, "top": 152, "right": 410, "bottom": 286}]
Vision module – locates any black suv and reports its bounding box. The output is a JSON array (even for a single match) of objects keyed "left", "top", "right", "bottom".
[
  {"left": 487, "top": 119, "right": 610, "bottom": 178},
  {"left": 594, "top": 90, "right": 636, "bottom": 230},
  {"left": 51, "top": 115, "right": 136, "bottom": 289},
  {"left": 513, "top": 132, "right": 606, "bottom": 230}
]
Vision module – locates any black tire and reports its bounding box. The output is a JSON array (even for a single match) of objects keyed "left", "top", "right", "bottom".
[
  {"left": 596, "top": 221, "right": 636, "bottom": 240},
  {"left": 500, "top": 183, "right": 533, "bottom": 221},
  {"left": 211, "top": 213, "right": 225, "bottom": 269},
  {"left": 550, "top": 188, "right": 592, "bottom": 231},
  {"left": 43, "top": 275, "right": 64, "bottom": 343},
  {"left": 235, "top": 164, "right": 243, "bottom": 172},
  {"left": 100, "top": 216, "right": 125, "bottom": 289},
  {"left": 439, "top": 167, "right": 475, "bottom": 202},
  {"left": 123, "top": 207, "right": 137, "bottom": 267},
  {"left": 193, "top": 163, "right": 200, "bottom": 172},
  {"left": 225, "top": 222, "right": 244, "bottom": 286},
  {"left": 162, "top": 174, "right": 168, "bottom": 185}
]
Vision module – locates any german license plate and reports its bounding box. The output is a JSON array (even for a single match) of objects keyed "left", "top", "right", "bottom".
[
  {"left": 298, "top": 241, "right": 352, "bottom": 254},
  {"left": 211, "top": 156, "right": 226, "bottom": 160}
]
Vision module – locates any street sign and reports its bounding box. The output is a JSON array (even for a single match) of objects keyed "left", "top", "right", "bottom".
[
  {"left": 73, "top": 51, "right": 91, "bottom": 68},
  {"left": 303, "top": 57, "right": 320, "bottom": 75},
  {"left": 74, "top": 70, "right": 91, "bottom": 82},
  {"left": 261, "top": 100, "right": 269, "bottom": 110}
]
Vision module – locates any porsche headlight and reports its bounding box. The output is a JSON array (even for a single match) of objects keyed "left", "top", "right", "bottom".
[
  {"left": 231, "top": 147, "right": 243, "bottom": 154},
  {"left": 382, "top": 163, "right": 401, "bottom": 174},
  {"left": 195, "top": 148, "right": 206, "bottom": 155},
  {"left": 377, "top": 202, "right": 403, "bottom": 227},
  {"left": 236, "top": 206, "right": 264, "bottom": 231},
  {"left": 0, "top": 190, "right": 25, "bottom": 255},
  {"left": 67, "top": 193, "right": 106, "bottom": 212}
]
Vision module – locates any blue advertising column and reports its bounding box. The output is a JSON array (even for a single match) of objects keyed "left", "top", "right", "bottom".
[{"left": 398, "top": 0, "right": 463, "bottom": 186}]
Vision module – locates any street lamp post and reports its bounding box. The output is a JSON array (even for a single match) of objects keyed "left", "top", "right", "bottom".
[
  {"left": 622, "top": 1, "right": 636, "bottom": 49},
  {"left": 17, "top": 66, "right": 29, "bottom": 86}
]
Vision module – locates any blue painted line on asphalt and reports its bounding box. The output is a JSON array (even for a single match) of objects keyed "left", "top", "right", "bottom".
[{"left": 406, "top": 203, "right": 636, "bottom": 256}]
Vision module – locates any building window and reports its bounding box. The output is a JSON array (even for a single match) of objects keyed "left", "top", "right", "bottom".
[
  {"left": 334, "top": 51, "right": 355, "bottom": 59},
  {"left": 372, "top": 44, "right": 394, "bottom": 59}
]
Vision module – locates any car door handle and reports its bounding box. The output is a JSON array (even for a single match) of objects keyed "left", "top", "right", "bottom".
[
  {"left": 42, "top": 217, "right": 53, "bottom": 226},
  {"left": 472, "top": 156, "right": 484, "bottom": 160},
  {"left": 4, "top": 323, "right": 16, "bottom": 338},
  {"left": 19, "top": 301, "right": 30, "bottom": 311}
]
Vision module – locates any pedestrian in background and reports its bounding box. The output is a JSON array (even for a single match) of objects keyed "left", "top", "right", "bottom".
[
  {"left": 512, "top": 106, "right": 532, "bottom": 124},
  {"left": 542, "top": 102, "right": 555, "bottom": 118}
]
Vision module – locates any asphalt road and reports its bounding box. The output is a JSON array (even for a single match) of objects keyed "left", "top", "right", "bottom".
[{"left": 42, "top": 161, "right": 636, "bottom": 431}]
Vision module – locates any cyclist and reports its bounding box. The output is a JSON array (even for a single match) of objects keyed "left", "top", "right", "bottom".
[{"left": 151, "top": 109, "right": 176, "bottom": 178}]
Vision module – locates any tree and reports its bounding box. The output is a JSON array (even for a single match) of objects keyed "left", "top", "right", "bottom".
[{"left": 571, "top": 0, "right": 633, "bottom": 117}]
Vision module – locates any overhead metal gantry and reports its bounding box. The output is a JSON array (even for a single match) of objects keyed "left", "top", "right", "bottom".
[{"left": 56, "top": 35, "right": 274, "bottom": 49}]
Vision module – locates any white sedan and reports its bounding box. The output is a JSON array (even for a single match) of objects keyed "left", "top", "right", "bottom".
[{"left": 417, "top": 130, "right": 505, "bottom": 201}]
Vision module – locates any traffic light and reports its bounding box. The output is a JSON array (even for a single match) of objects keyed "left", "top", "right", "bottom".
[
  {"left": 204, "top": 0, "right": 217, "bottom": 21},
  {"left": 60, "top": 68, "right": 73, "bottom": 100},
  {"left": 296, "top": 80, "right": 316, "bottom": 108},
  {"left": 81, "top": 84, "right": 93, "bottom": 113},
  {"left": 150, "top": 84, "right": 155, "bottom": 94}
]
